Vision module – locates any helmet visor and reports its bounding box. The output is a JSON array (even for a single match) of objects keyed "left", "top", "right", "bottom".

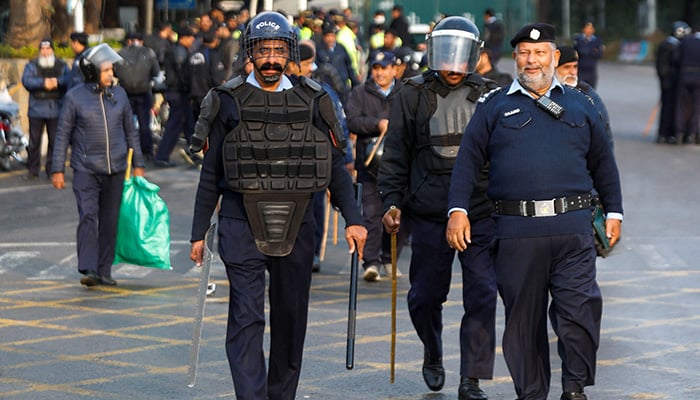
[
  {"left": 85, "top": 43, "right": 123, "bottom": 68},
  {"left": 427, "top": 29, "right": 482, "bottom": 74}
]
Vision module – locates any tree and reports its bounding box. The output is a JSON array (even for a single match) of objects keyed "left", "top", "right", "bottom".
[{"left": 6, "top": 0, "right": 52, "bottom": 48}]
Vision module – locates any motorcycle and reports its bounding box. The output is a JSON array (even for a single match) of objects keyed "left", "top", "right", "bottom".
[{"left": 0, "top": 104, "right": 28, "bottom": 171}]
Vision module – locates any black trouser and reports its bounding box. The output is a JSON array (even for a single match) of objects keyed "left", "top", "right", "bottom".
[
  {"left": 358, "top": 176, "right": 410, "bottom": 270},
  {"left": 495, "top": 234, "right": 600, "bottom": 399},
  {"left": 155, "top": 90, "right": 194, "bottom": 162},
  {"left": 218, "top": 216, "right": 315, "bottom": 400},
  {"left": 128, "top": 92, "right": 154, "bottom": 156},
  {"left": 407, "top": 216, "right": 497, "bottom": 379},
  {"left": 658, "top": 78, "right": 678, "bottom": 140},
  {"left": 72, "top": 170, "right": 125, "bottom": 278},
  {"left": 675, "top": 73, "right": 700, "bottom": 141},
  {"left": 27, "top": 117, "right": 57, "bottom": 176}
]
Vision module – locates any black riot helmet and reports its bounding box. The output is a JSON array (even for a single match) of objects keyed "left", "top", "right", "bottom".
[
  {"left": 244, "top": 11, "right": 299, "bottom": 64},
  {"left": 671, "top": 21, "right": 691, "bottom": 39},
  {"left": 426, "top": 16, "right": 483, "bottom": 74},
  {"left": 79, "top": 43, "right": 123, "bottom": 83}
]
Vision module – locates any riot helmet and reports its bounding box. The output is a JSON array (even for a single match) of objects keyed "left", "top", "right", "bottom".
[
  {"left": 79, "top": 43, "right": 123, "bottom": 83},
  {"left": 244, "top": 11, "right": 299, "bottom": 64},
  {"left": 426, "top": 16, "right": 482, "bottom": 74},
  {"left": 671, "top": 21, "right": 691, "bottom": 39}
]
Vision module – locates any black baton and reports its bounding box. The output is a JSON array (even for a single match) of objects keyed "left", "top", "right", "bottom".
[{"left": 346, "top": 182, "right": 362, "bottom": 370}]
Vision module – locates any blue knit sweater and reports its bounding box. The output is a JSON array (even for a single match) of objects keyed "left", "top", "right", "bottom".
[{"left": 449, "top": 81, "right": 623, "bottom": 239}]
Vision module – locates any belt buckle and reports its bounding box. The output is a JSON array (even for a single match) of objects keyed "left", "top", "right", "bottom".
[{"left": 533, "top": 199, "right": 556, "bottom": 217}]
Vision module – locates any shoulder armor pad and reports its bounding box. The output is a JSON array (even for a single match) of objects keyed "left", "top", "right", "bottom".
[
  {"left": 478, "top": 87, "right": 503, "bottom": 104},
  {"left": 300, "top": 75, "right": 323, "bottom": 92},
  {"left": 218, "top": 75, "right": 245, "bottom": 94},
  {"left": 405, "top": 73, "right": 426, "bottom": 87}
]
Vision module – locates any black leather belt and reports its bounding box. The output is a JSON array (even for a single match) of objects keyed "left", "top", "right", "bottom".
[{"left": 494, "top": 193, "right": 593, "bottom": 217}]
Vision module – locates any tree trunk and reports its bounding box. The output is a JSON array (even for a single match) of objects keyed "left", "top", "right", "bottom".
[
  {"left": 6, "top": 0, "right": 52, "bottom": 48},
  {"left": 84, "top": 0, "right": 103, "bottom": 33},
  {"left": 52, "top": 0, "right": 71, "bottom": 45}
]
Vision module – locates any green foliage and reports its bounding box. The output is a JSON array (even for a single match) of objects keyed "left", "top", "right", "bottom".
[{"left": 0, "top": 40, "right": 121, "bottom": 60}]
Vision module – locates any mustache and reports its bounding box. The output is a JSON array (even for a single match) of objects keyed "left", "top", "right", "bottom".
[{"left": 260, "top": 62, "right": 284, "bottom": 72}]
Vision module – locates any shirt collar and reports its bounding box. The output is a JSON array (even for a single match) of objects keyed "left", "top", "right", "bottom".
[
  {"left": 246, "top": 72, "right": 294, "bottom": 92},
  {"left": 507, "top": 76, "right": 564, "bottom": 98},
  {"left": 374, "top": 79, "right": 395, "bottom": 97}
]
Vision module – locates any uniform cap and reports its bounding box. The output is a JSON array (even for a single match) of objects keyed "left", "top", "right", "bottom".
[
  {"left": 370, "top": 50, "right": 395, "bottom": 67},
  {"left": 510, "top": 23, "right": 556, "bottom": 48},
  {"left": 125, "top": 31, "right": 143, "bottom": 41},
  {"left": 557, "top": 45, "right": 578, "bottom": 66},
  {"left": 299, "top": 42, "right": 315, "bottom": 61}
]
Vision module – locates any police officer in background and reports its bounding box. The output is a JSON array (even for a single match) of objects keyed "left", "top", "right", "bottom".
[
  {"left": 67, "top": 32, "right": 89, "bottom": 89},
  {"left": 675, "top": 25, "right": 700, "bottom": 144},
  {"left": 555, "top": 45, "right": 611, "bottom": 138},
  {"left": 346, "top": 49, "right": 407, "bottom": 281},
  {"left": 656, "top": 21, "right": 690, "bottom": 144},
  {"left": 114, "top": 31, "right": 162, "bottom": 162},
  {"left": 447, "top": 23, "right": 623, "bottom": 400},
  {"left": 378, "top": 17, "right": 498, "bottom": 400},
  {"left": 188, "top": 12, "right": 366, "bottom": 399}
]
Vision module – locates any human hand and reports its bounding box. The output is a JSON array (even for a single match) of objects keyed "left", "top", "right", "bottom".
[
  {"left": 606, "top": 218, "right": 622, "bottom": 247},
  {"left": 190, "top": 240, "right": 204, "bottom": 267},
  {"left": 345, "top": 224, "right": 368, "bottom": 261},
  {"left": 378, "top": 119, "right": 389, "bottom": 134},
  {"left": 446, "top": 211, "right": 471, "bottom": 252},
  {"left": 382, "top": 206, "right": 401, "bottom": 235},
  {"left": 51, "top": 172, "right": 65, "bottom": 189},
  {"left": 132, "top": 167, "right": 145, "bottom": 177}
]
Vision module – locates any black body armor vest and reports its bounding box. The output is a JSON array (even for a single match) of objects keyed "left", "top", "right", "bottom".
[{"left": 222, "top": 82, "right": 333, "bottom": 256}]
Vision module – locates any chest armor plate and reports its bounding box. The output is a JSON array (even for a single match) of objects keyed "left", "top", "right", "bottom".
[
  {"left": 223, "top": 84, "right": 332, "bottom": 193},
  {"left": 222, "top": 83, "right": 332, "bottom": 257},
  {"left": 428, "top": 85, "right": 476, "bottom": 159}
]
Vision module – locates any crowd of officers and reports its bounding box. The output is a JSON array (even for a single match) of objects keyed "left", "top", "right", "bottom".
[
  {"left": 655, "top": 20, "right": 700, "bottom": 145},
  {"left": 17, "top": 5, "right": 628, "bottom": 400}
]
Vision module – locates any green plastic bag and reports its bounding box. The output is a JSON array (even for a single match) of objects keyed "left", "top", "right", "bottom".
[{"left": 114, "top": 175, "right": 172, "bottom": 269}]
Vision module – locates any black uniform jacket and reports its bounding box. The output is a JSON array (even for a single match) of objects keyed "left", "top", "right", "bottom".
[{"left": 377, "top": 71, "right": 494, "bottom": 223}]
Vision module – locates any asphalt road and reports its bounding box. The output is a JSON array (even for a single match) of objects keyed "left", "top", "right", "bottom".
[{"left": 1, "top": 61, "right": 700, "bottom": 399}]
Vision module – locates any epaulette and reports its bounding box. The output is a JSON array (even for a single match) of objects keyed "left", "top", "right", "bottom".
[
  {"left": 477, "top": 87, "right": 503, "bottom": 104},
  {"left": 216, "top": 75, "right": 245, "bottom": 95},
  {"left": 299, "top": 75, "right": 323, "bottom": 92}
]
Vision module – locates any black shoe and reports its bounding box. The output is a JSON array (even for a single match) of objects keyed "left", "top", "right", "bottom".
[
  {"left": 665, "top": 136, "right": 678, "bottom": 145},
  {"left": 312, "top": 255, "right": 321, "bottom": 273},
  {"left": 459, "top": 377, "right": 488, "bottom": 400},
  {"left": 99, "top": 276, "right": 117, "bottom": 286},
  {"left": 561, "top": 391, "right": 587, "bottom": 400},
  {"left": 23, "top": 173, "right": 39, "bottom": 181},
  {"left": 422, "top": 348, "right": 445, "bottom": 391},
  {"left": 80, "top": 271, "right": 100, "bottom": 287},
  {"left": 153, "top": 159, "right": 176, "bottom": 168}
]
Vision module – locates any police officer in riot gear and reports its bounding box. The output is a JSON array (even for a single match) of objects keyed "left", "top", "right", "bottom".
[
  {"left": 656, "top": 21, "right": 690, "bottom": 144},
  {"left": 378, "top": 16, "right": 497, "bottom": 400},
  {"left": 188, "top": 11, "right": 366, "bottom": 400}
]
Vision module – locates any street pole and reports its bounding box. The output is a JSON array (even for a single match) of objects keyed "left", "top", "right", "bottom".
[{"left": 562, "top": 0, "right": 570, "bottom": 41}]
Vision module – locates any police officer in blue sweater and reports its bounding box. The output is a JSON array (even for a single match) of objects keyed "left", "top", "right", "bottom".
[
  {"left": 447, "top": 23, "right": 623, "bottom": 400},
  {"left": 378, "top": 16, "right": 498, "bottom": 400}
]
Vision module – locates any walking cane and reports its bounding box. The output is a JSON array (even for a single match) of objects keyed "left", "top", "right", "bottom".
[
  {"left": 389, "top": 206, "right": 398, "bottom": 383},
  {"left": 346, "top": 183, "right": 363, "bottom": 370},
  {"left": 643, "top": 100, "right": 660, "bottom": 137},
  {"left": 187, "top": 221, "right": 217, "bottom": 388},
  {"left": 319, "top": 190, "right": 331, "bottom": 262}
]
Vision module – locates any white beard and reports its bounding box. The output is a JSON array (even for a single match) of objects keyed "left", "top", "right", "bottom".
[{"left": 38, "top": 55, "right": 56, "bottom": 68}]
